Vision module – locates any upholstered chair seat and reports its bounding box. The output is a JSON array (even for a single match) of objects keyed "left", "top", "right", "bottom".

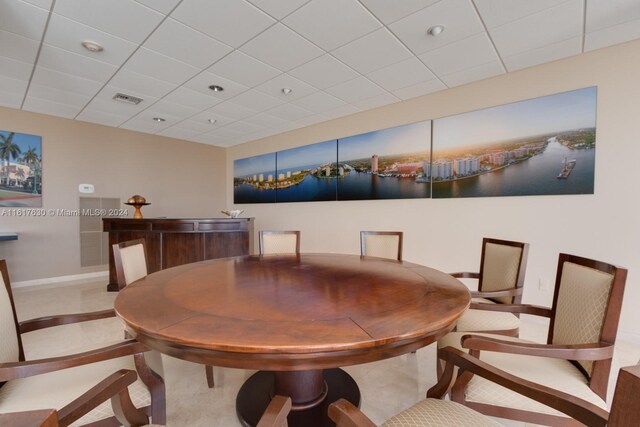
[
  {"left": 360, "top": 231, "right": 403, "bottom": 261},
  {"left": 454, "top": 298, "right": 520, "bottom": 333},
  {"left": 259, "top": 230, "right": 300, "bottom": 255},
  {"left": 380, "top": 398, "right": 500, "bottom": 426}
]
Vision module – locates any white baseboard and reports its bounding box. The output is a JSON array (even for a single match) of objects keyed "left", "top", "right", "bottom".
[{"left": 12, "top": 271, "right": 108, "bottom": 289}]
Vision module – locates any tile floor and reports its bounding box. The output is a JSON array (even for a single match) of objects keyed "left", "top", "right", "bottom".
[{"left": 12, "top": 279, "right": 640, "bottom": 427}]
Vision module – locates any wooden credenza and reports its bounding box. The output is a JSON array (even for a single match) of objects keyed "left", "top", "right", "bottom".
[{"left": 103, "top": 217, "right": 254, "bottom": 291}]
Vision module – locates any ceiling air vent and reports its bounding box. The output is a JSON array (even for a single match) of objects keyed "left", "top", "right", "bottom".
[{"left": 112, "top": 93, "right": 143, "bottom": 105}]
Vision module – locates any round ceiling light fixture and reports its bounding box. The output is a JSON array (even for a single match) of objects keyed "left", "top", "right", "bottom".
[
  {"left": 208, "top": 85, "right": 224, "bottom": 92},
  {"left": 152, "top": 117, "right": 166, "bottom": 122},
  {"left": 81, "top": 40, "right": 104, "bottom": 52},
  {"left": 281, "top": 87, "right": 293, "bottom": 95},
  {"left": 208, "top": 119, "right": 217, "bottom": 124},
  {"left": 426, "top": 25, "right": 445, "bottom": 36}
]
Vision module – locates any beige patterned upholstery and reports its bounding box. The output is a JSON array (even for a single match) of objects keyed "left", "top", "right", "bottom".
[
  {"left": 0, "top": 342, "right": 153, "bottom": 426},
  {"left": 480, "top": 243, "right": 522, "bottom": 304},
  {"left": 0, "top": 273, "right": 20, "bottom": 364},
  {"left": 455, "top": 298, "right": 520, "bottom": 333},
  {"left": 552, "top": 261, "right": 614, "bottom": 375},
  {"left": 362, "top": 233, "right": 401, "bottom": 261},
  {"left": 381, "top": 398, "right": 500, "bottom": 426},
  {"left": 260, "top": 232, "right": 298, "bottom": 255},
  {"left": 438, "top": 332, "right": 607, "bottom": 417},
  {"left": 119, "top": 244, "right": 148, "bottom": 285}
]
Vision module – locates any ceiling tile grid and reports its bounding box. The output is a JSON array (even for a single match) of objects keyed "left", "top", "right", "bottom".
[{"left": 0, "top": 0, "right": 639, "bottom": 147}]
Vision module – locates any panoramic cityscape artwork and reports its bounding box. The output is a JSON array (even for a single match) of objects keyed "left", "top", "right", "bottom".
[
  {"left": 0, "top": 130, "right": 42, "bottom": 207},
  {"left": 276, "top": 140, "right": 338, "bottom": 203},
  {"left": 431, "top": 87, "right": 597, "bottom": 198},
  {"left": 233, "top": 87, "right": 597, "bottom": 204},
  {"left": 337, "top": 121, "right": 431, "bottom": 200}
]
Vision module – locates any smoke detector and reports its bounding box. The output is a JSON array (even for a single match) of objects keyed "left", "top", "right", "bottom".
[{"left": 112, "top": 93, "right": 143, "bottom": 105}]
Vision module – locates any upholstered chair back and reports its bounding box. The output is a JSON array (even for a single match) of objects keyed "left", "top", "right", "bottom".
[
  {"left": 259, "top": 231, "right": 300, "bottom": 255},
  {"left": 113, "top": 240, "right": 148, "bottom": 288},
  {"left": 360, "top": 231, "right": 403, "bottom": 261},
  {"left": 479, "top": 241, "right": 526, "bottom": 304},
  {"left": 0, "top": 261, "right": 20, "bottom": 364},
  {"left": 551, "top": 260, "right": 615, "bottom": 375}
]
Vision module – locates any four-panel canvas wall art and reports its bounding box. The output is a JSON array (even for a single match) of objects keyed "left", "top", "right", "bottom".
[{"left": 234, "top": 87, "right": 597, "bottom": 204}]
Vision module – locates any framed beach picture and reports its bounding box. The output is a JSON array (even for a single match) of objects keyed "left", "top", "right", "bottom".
[
  {"left": 0, "top": 130, "right": 42, "bottom": 207},
  {"left": 431, "top": 87, "right": 597, "bottom": 198},
  {"left": 276, "top": 140, "right": 338, "bottom": 203},
  {"left": 233, "top": 152, "right": 277, "bottom": 204},
  {"left": 337, "top": 121, "right": 431, "bottom": 200}
]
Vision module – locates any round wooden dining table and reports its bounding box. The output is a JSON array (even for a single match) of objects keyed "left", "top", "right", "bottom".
[{"left": 114, "top": 254, "right": 470, "bottom": 427}]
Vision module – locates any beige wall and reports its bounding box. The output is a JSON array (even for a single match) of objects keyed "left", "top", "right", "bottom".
[
  {"left": 227, "top": 40, "right": 640, "bottom": 342},
  {"left": 0, "top": 108, "right": 226, "bottom": 282}
]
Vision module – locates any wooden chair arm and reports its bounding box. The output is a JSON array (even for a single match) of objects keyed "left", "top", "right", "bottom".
[
  {"left": 257, "top": 395, "right": 292, "bottom": 427},
  {"left": 0, "top": 409, "right": 59, "bottom": 427},
  {"left": 461, "top": 335, "right": 614, "bottom": 360},
  {"left": 429, "top": 347, "right": 609, "bottom": 427},
  {"left": 19, "top": 309, "right": 116, "bottom": 334},
  {"left": 449, "top": 272, "right": 480, "bottom": 279},
  {"left": 470, "top": 288, "right": 523, "bottom": 299},
  {"left": 58, "top": 369, "right": 147, "bottom": 427},
  {"left": 328, "top": 399, "right": 376, "bottom": 427},
  {"left": 0, "top": 339, "right": 147, "bottom": 381},
  {"left": 468, "top": 302, "right": 552, "bottom": 317}
]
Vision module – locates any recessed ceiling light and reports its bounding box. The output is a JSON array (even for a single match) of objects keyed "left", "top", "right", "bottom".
[
  {"left": 281, "top": 88, "right": 293, "bottom": 95},
  {"left": 426, "top": 25, "right": 445, "bottom": 37},
  {"left": 81, "top": 40, "right": 104, "bottom": 52},
  {"left": 152, "top": 117, "right": 166, "bottom": 122},
  {"left": 208, "top": 85, "right": 224, "bottom": 92},
  {"left": 208, "top": 119, "right": 217, "bottom": 124}
]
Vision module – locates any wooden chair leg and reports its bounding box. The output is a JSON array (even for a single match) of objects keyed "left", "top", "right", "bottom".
[{"left": 205, "top": 365, "right": 215, "bottom": 388}]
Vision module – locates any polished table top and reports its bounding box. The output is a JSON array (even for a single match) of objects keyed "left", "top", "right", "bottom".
[{"left": 115, "top": 254, "right": 470, "bottom": 371}]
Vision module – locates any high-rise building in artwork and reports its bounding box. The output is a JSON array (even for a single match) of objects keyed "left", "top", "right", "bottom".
[
  {"left": 325, "top": 166, "right": 331, "bottom": 176},
  {"left": 278, "top": 173, "right": 285, "bottom": 181},
  {"left": 454, "top": 157, "right": 480, "bottom": 176},
  {"left": 253, "top": 174, "right": 257, "bottom": 182},
  {"left": 267, "top": 174, "right": 273, "bottom": 182},
  {"left": 286, "top": 171, "right": 291, "bottom": 178},
  {"left": 432, "top": 160, "right": 454, "bottom": 179},
  {"left": 423, "top": 161, "right": 431, "bottom": 178},
  {"left": 338, "top": 167, "right": 344, "bottom": 176},
  {"left": 371, "top": 154, "right": 379, "bottom": 173},
  {"left": 259, "top": 173, "right": 264, "bottom": 182}
]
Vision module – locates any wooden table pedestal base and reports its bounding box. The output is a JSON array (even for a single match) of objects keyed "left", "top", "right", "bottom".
[{"left": 236, "top": 369, "right": 360, "bottom": 427}]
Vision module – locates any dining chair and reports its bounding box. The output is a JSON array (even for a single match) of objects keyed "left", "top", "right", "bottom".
[
  {"left": 259, "top": 230, "right": 300, "bottom": 255},
  {"left": 329, "top": 349, "right": 639, "bottom": 427},
  {"left": 0, "top": 259, "right": 165, "bottom": 426},
  {"left": 449, "top": 237, "right": 529, "bottom": 336},
  {"left": 435, "top": 253, "right": 627, "bottom": 426},
  {"left": 113, "top": 239, "right": 217, "bottom": 389},
  {"left": 360, "top": 231, "right": 403, "bottom": 261}
]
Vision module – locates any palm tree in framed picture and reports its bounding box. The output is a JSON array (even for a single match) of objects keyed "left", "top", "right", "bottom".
[{"left": 0, "top": 132, "right": 21, "bottom": 187}]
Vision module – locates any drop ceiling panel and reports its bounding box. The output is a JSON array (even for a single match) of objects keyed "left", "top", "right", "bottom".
[
  {"left": 37, "top": 44, "right": 118, "bottom": 82},
  {"left": 90, "top": 86, "right": 157, "bottom": 116},
  {"left": 419, "top": 33, "right": 500, "bottom": 76},
  {"left": 134, "top": 0, "right": 181, "bottom": 15},
  {"left": 240, "top": 23, "right": 324, "bottom": 72},
  {"left": 206, "top": 102, "right": 257, "bottom": 121},
  {"left": 0, "top": 91, "right": 22, "bottom": 109},
  {"left": 440, "top": 60, "right": 504, "bottom": 87},
  {"left": 23, "top": 0, "right": 52, "bottom": 10},
  {"left": 241, "top": 112, "right": 288, "bottom": 128},
  {"left": 291, "top": 91, "right": 346, "bottom": 114},
  {"left": 295, "top": 113, "right": 328, "bottom": 126},
  {"left": 325, "top": 76, "right": 386, "bottom": 103},
  {"left": 0, "top": 28, "right": 40, "bottom": 63},
  {"left": 0, "top": 74, "right": 28, "bottom": 95},
  {"left": 148, "top": 99, "right": 200, "bottom": 120},
  {"left": 158, "top": 126, "right": 202, "bottom": 140},
  {"left": 0, "top": 55, "right": 33, "bottom": 81},
  {"left": 76, "top": 109, "right": 129, "bottom": 127},
  {"left": 265, "top": 103, "right": 315, "bottom": 121},
  {"left": 121, "top": 111, "right": 178, "bottom": 132},
  {"left": 0, "top": 0, "right": 49, "bottom": 40},
  {"left": 23, "top": 96, "right": 81, "bottom": 118},
  {"left": 109, "top": 68, "right": 177, "bottom": 99},
  {"left": 31, "top": 67, "right": 103, "bottom": 95},
  {"left": 143, "top": 18, "right": 233, "bottom": 69},
  {"left": 332, "top": 28, "right": 413, "bottom": 74},
  {"left": 27, "top": 83, "right": 93, "bottom": 107},
  {"left": 224, "top": 119, "right": 264, "bottom": 134},
  {"left": 366, "top": 57, "right": 436, "bottom": 92},
  {"left": 504, "top": 36, "right": 581, "bottom": 71},
  {"left": 44, "top": 14, "right": 138, "bottom": 66},
  {"left": 585, "top": 0, "right": 640, "bottom": 33},
  {"left": 54, "top": 0, "right": 165, "bottom": 44},
  {"left": 247, "top": 0, "right": 311, "bottom": 20},
  {"left": 171, "top": 0, "right": 275, "bottom": 47},
  {"left": 124, "top": 48, "right": 200, "bottom": 85},
  {"left": 175, "top": 118, "right": 221, "bottom": 133},
  {"left": 489, "top": 0, "right": 583, "bottom": 57},
  {"left": 473, "top": 0, "right": 569, "bottom": 29},
  {"left": 283, "top": 0, "right": 381, "bottom": 51},
  {"left": 359, "top": 0, "right": 441, "bottom": 25},
  {"left": 584, "top": 17, "right": 640, "bottom": 51},
  {"left": 230, "top": 89, "right": 284, "bottom": 111},
  {"left": 162, "top": 86, "right": 223, "bottom": 111},
  {"left": 288, "top": 54, "right": 359, "bottom": 90},
  {"left": 352, "top": 92, "right": 400, "bottom": 110},
  {"left": 254, "top": 74, "right": 317, "bottom": 101},
  {"left": 323, "top": 104, "right": 361, "bottom": 119},
  {"left": 207, "top": 51, "right": 281, "bottom": 88},
  {"left": 184, "top": 71, "right": 249, "bottom": 100},
  {"left": 389, "top": 0, "right": 485, "bottom": 55},
  {"left": 391, "top": 78, "right": 446, "bottom": 100}
]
